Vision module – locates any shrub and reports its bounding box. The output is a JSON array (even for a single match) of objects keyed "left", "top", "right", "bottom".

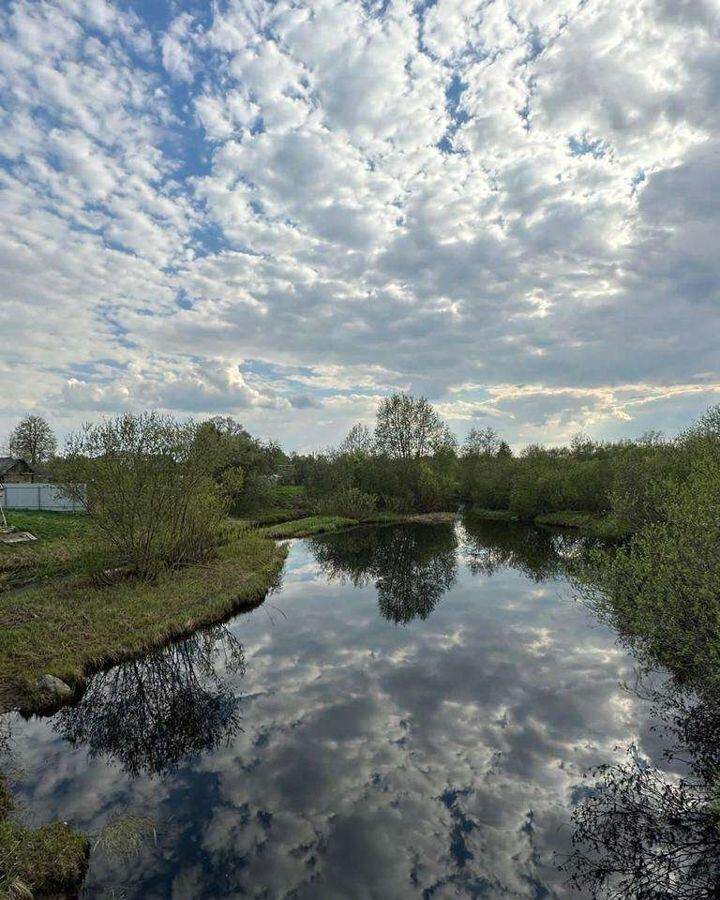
[
  {"left": 62, "top": 413, "right": 227, "bottom": 581},
  {"left": 415, "top": 461, "right": 456, "bottom": 512},
  {"left": 579, "top": 435, "right": 720, "bottom": 688},
  {"left": 316, "top": 487, "right": 377, "bottom": 520}
]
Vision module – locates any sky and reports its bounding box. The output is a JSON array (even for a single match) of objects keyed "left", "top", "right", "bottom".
[{"left": 1, "top": 0, "right": 719, "bottom": 453}]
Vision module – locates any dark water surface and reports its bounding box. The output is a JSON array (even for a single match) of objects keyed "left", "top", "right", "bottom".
[{"left": 0, "top": 521, "right": 683, "bottom": 898}]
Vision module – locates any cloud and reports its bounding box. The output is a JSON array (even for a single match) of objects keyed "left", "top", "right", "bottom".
[{"left": 1, "top": 0, "right": 719, "bottom": 449}]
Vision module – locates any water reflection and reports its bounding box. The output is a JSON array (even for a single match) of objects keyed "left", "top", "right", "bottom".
[
  {"left": 54, "top": 626, "right": 245, "bottom": 776},
  {"left": 460, "top": 515, "right": 600, "bottom": 581},
  {"left": 310, "top": 524, "right": 458, "bottom": 623},
  {"left": 3, "top": 523, "right": 715, "bottom": 899},
  {"left": 566, "top": 678, "right": 720, "bottom": 898}
]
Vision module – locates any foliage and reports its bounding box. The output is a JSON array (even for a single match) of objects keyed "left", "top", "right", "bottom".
[
  {"left": 61, "top": 413, "right": 227, "bottom": 581},
  {"left": 8, "top": 415, "right": 57, "bottom": 466},
  {"left": 192, "top": 416, "right": 283, "bottom": 515},
  {"left": 577, "top": 428, "right": 720, "bottom": 689},
  {"left": 374, "top": 393, "right": 449, "bottom": 460},
  {"left": 462, "top": 426, "right": 511, "bottom": 458},
  {"left": 315, "top": 486, "right": 377, "bottom": 519}
]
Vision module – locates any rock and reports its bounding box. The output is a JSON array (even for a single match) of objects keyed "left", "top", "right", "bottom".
[{"left": 33, "top": 674, "right": 73, "bottom": 702}]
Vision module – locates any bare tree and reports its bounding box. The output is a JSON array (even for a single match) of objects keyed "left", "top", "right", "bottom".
[
  {"left": 374, "top": 393, "right": 448, "bottom": 459},
  {"left": 8, "top": 414, "right": 57, "bottom": 465},
  {"left": 338, "top": 422, "right": 374, "bottom": 455}
]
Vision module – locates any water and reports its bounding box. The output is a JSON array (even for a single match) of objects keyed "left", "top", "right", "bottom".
[{"left": 0, "top": 521, "right": 696, "bottom": 898}]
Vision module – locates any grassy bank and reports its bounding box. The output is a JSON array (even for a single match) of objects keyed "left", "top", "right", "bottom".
[
  {"left": 1, "top": 772, "right": 89, "bottom": 900},
  {"left": 533, "top": 510, "right": 628, "bottom": 538},
  {"left": 263, "top": 511, "right": 458, "bottom": 539},
  {"left": 466, "top": 506, "right": 626, "bottom": 537},
  {"left": 0, "top": 527, "right": 287, "bottom": 713},
  {"left": 263, "top": 515, "right": 359, "bottom": 539},
  {"left": 465, "top": 508, "right": 519, "bottom": 522},
  {"left": 240, "top": 485, "right": 312, "bottom": 527},
  {"left": 0, "top": 511, "right": 91, "bottom": 592}
]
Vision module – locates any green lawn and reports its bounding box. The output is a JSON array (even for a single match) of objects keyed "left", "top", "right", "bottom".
[
  {"left": 0, "top": 510, "right": 91, "bottom": 591},
  {"left": 0, "top": 527, "right": 286, "bottom": 713},
  {"left": 270, "top": 484, "right": 307, "bottom": 508}
]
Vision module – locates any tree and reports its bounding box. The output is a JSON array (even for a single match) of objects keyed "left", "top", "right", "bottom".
[
  {"left": 685, "top": 403, "right": 720, "bottom": 440},
  {"left": 374, "top": 393, "right": 448, "bottom": 460},
  {"left": 338, "top": 422, "right": 374, "bottom": 455},
  {"left": 9, "top": 414, "right": 57, "bottom": 465},
  {"left": 62, "top": 412, "right": 227, "bottom": 581},
  {"left": 193, "top": 416, "right": 282, "bottom": 513},
  {"left": 462, "top": 426, "right": 502, "bottom": 458}
]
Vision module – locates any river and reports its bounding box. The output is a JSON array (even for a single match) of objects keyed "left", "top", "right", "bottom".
[{"left": 0, "top": 520, "right": 702, "bottom": 898}]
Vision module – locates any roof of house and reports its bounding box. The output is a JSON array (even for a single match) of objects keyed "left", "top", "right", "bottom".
[{"left": 0, "top": 457, "right": 34, "bottom": 475}]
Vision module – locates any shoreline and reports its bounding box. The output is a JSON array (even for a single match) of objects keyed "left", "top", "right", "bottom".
[{"left": 0, "top": 531, "right": 287, "bottom": 717}]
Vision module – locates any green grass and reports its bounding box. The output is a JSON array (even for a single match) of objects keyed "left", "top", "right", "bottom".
[
  {"left": 270, "top": 485, "right": 307, "bottom": 508},
  {"left": 0, "top": 528, "right": 287, "bottom": 713},
  {"left": 534, "top": 510, "right": 627, "bottom": 538},
  {"left": 0, "top": 510, "right": 91, "bottom": 591},
  {"left": 247, "top": 508, "right": 312, "bottom": 527},
  {"left": 263, "top": 511, "right": 459, "bottom": 539},
  {"left": 361, "top": 511, "right": 458, "bottom": 525},
  {"left": 0, "top": 773, "right": 89, "bottom": 900},
  {"left": 263, "top": 515, "right": 358, "bottom": 539},
  {"left": 465, "top": 508, "right": 519, "bottom": 522}
]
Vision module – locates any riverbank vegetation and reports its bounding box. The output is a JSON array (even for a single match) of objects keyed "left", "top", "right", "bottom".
[
  {"left": 262, "top": 511, "right": 457, "bottom": 540},
  {"left": 575, "top": 405, "right": 720, "bottom": 689},
  {"left": 0, "top": 414, "right": 291, "bottom": 713},
  {"left": 0, "top": 772, "right": 89, "bottom": 900},
  {"left": 0, "top": 523, "right": 285, "bottom": 713},
  {"left": 288, "top": 395, "right": 720, "bottom": 544},
  {"left": 564, "top": 407, "right": 720, "bottom": 894},
  {"left": 2, "top": 399, "right": 720, "bottom": 898}
]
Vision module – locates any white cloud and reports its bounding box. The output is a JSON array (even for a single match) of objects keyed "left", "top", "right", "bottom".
[{"left": 1, "top": 0, "right": 719, "bottom": 448}]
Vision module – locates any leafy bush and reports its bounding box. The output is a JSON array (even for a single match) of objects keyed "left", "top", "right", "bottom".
[
  {"left": 231, "top": 474, "right": 275, "bottom": 515},
  {"left": 579, "top": 432, "right": 720, "bottom": 688},
  {"left": 416, "top": 461, "right": 456, "bottom": 512},
  {"left": 61, "top": 413, "right": 227, "bottom": 581},
  {"left": 316, "top": 487, "right": 377, "bottom": 519}
]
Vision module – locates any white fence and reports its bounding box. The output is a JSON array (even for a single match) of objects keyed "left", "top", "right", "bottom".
[{"left": 0, "top": 482, "right": 86, "bottom": 512}]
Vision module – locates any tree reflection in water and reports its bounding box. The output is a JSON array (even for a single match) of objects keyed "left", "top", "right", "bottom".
[
  {"left": 565, "top": 678, "right": 720, "bottom": 898},
  {"left": 310, "top": 524, "right": 457, "bottom": 624},
  {"left": 460, "top": 515, "right": 603, "bottom": 581},
  {"left": 54, "top": 626, "right": 245, "bottom": 777}
]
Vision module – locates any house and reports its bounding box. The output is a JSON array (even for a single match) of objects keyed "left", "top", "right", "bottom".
[{"left": 0, "top": 457, "right": 35, "bottom": 484}]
